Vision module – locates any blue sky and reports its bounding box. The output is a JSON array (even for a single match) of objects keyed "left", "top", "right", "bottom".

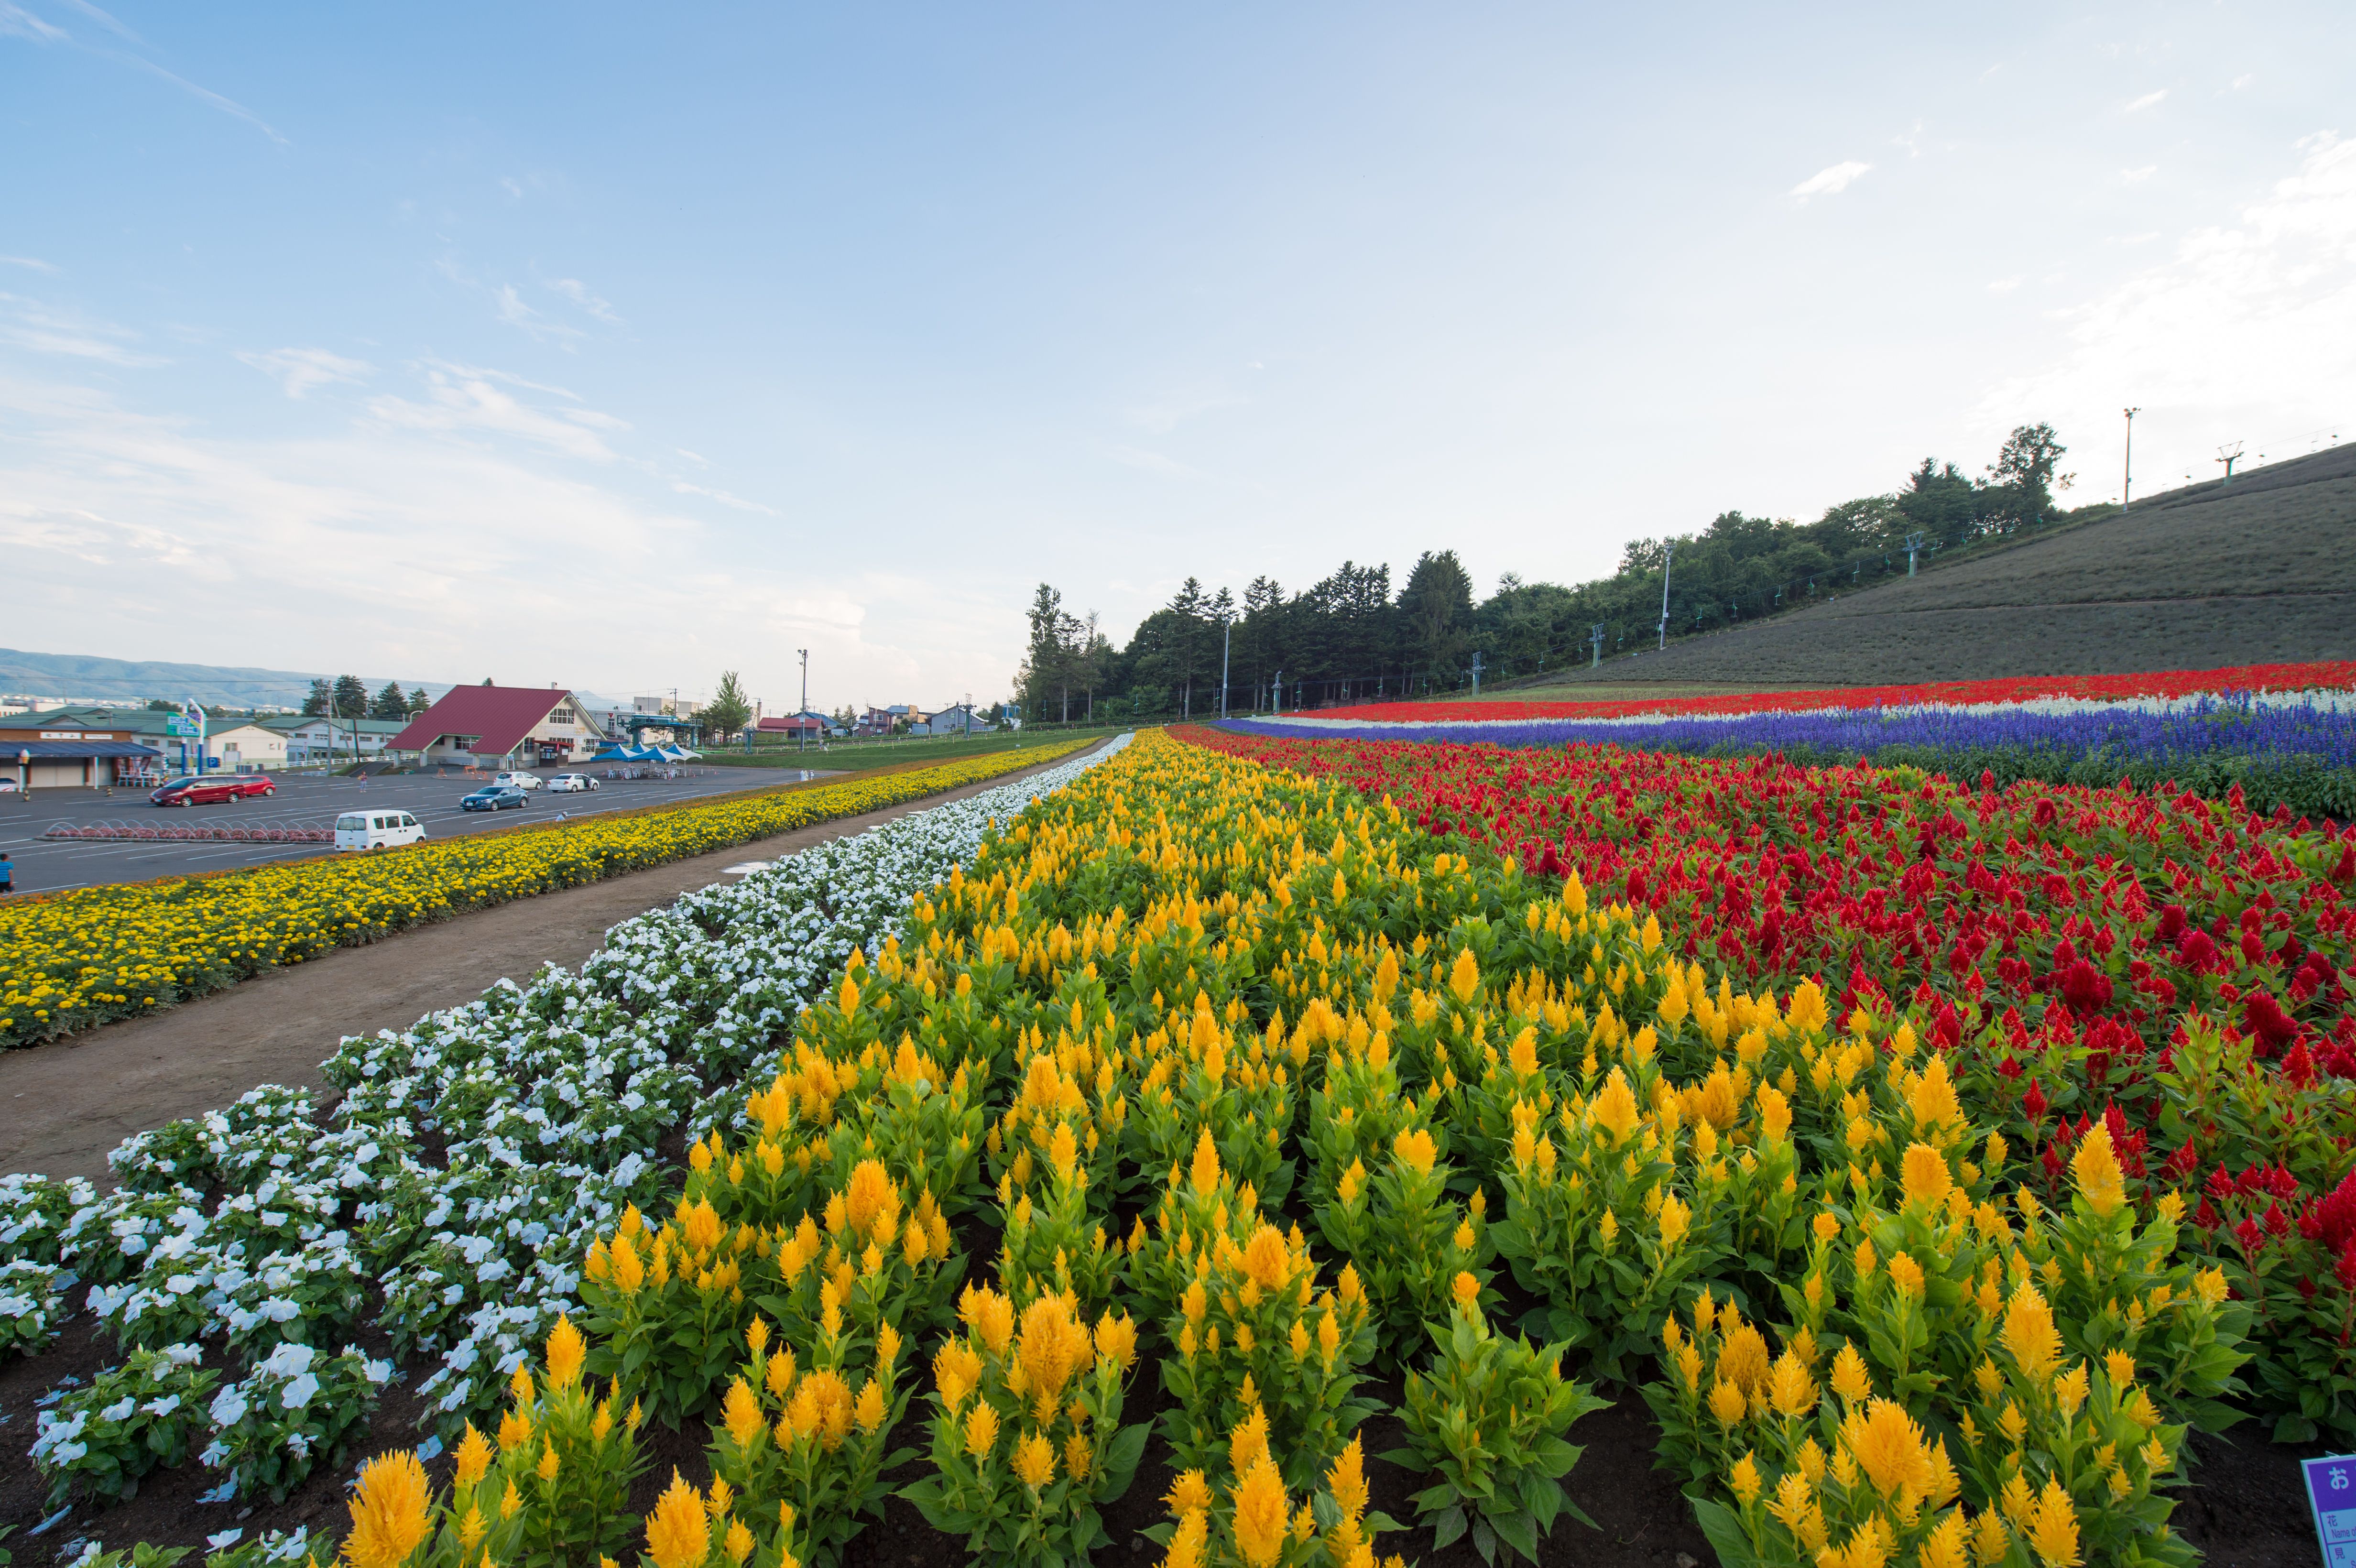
[{"left": 3, "top": 2, "right": 2349, "bottom": 712}]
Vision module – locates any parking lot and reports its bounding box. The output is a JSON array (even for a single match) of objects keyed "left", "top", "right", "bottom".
[{"left": 0, "top": 766, "right": 836, "bottom": 895}]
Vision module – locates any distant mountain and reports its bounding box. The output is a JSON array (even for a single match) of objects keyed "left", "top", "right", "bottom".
[{"left": 0, "top": 648, "right": 453, "bottom": 710}]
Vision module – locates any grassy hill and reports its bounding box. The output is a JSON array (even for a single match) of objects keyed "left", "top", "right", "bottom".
[{"left": 1520, "top": 443, "right": 2356, "bottom": 690}]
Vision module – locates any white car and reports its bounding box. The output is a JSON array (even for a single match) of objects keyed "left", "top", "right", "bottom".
[
  {"left": 546, "top": 773, "right": 601, "bottom": 794},
  {"left": 490, "top": 771, "right": 545, "bottom": 791},
  {"left": 336, "top": 810, "right": 428, "bottom": 851}
]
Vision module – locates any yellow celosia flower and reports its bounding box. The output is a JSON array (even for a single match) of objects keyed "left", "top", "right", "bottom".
[
  {"left": 544, "top": 1315, "right": 586, "bottom": 1390},
  {"left": 1767, "top": 1350, "right": 1817, "bottom": 1416},
  {"left": 2070, "top": 1125, "right": 2127, "bottom": 1217},
  {"left": 644, "top": 1472, "right": 709, "bottom": 1568},
  {"left": 1451, "top": 1271, "right": 1481, "bottom": 1311},
  {"left": 1190, "top": 1128, "right": 1222, "bottom": 1194},
  {"left": 1449, "top": 946, "right": 1481, "bottom": 1004},
  {"left": 2028, "top": 1479, "right": 2081, "bottom": 1568},
  {"left": 1887, "top": 1252, "right": 1925, "bottom": 1298},
  {"left": 1592, "top": 1070, "right": 1639, "bottom": 1143},
  {"left": 1242, "top": 1225, "right": 1291, "bottom": 1292},
  {"left": 1166, "top": 1469, "right": 1213, "bottom": 1518},
  {"left": 454, "top": 1423, "right": 493, "bottom": 1490},
  {"left": 964, "top": 1401, "right": 1000, "bottom": 1461},
  {"left": 1910, "top": 1055, "right": 1962, "bottom": 1129},
  {"left": 1395, "top": 1127, "right": 1438, "bottom": 1176},
  {"left": 343, "top": 1450, "right": 432, "bottom": 1568},
  {"left": 1973, "top": 1508, "right": 2012, "bottom": 1566},
  {"left": 1230, "top": 1458, "right": 1290, "bottom": 1568},
  {"left": 1900, "top": 1143, "right": 1952, "bottom": 1208},
  {"left": 1730, "top": 1452, "right": 1762, "bottom": 1504},
  {"left": 1846, "top": 1399, "right": 1935, "bottom": 1500},
  {"left": 1657, "top": 1193, "right": 1691, "bottom": 1249},
  {"left": 1920, "top": 1512, "right": 1972, "bottom": 1568},
  {"left": 1013, "top": 1430, "right": 1056, "bottom": 1490},
  {"left": 2001, "top": 1283, "right": 2063, "bottom": 1381},
  {"left": 1327, "top": 1436, "right": 1368, "bottom": 1517},
  {"left": 854, "top": 1377, "right": 887, "bottom": 1433},
  {"left": 1709, "top": 1379, "right": 1748, "bottom": 1425},
  {"left": 723, "top": 1377, "right": 765, "bottom": 1449},
  {"left": 1830, "top": 1344, "right": 1873, "bottom": 1404}
]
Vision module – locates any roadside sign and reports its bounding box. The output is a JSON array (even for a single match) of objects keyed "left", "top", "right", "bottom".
[
  {"left": 165, "top": 716, "right": 201, "bottom": 738},
  {"left": 2304, "top": 1455, "right": 2356, "bottom": 1568}
]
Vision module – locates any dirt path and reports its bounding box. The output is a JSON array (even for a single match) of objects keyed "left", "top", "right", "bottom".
[{"left": 0, "top": 742, "right": 1105, "bottom": 1185}]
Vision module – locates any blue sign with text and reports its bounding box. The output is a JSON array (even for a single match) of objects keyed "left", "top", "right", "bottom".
[{"left": 2306, "top": 1455, "right": 2356, "bottom": 1568}]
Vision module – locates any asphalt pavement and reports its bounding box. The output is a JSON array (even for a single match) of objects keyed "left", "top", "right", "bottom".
[{"left": 0, "top": 766, "right": 839, "bottom": 895}]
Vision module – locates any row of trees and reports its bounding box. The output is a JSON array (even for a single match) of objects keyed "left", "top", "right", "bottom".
[
  {"left": 300, "top": 677, "right": 433, "bottom": 720},
  {"left": 1014, "top": 425, "right": 2077, "bottom": 719}
]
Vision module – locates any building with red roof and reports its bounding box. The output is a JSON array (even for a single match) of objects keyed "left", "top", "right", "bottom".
[{"left": 387, "top": 684, "right": 601, "bottom": 768}]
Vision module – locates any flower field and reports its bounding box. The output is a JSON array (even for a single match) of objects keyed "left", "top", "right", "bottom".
[
  {"left": 5, "top": 720, "right": 2352, "bottom": 1568},
  {"left": 1312, "top": 660, "right": 2356, "bottom": 724},
  {"left": 0, "top": 740, "right": 1092, "bottom": 1052}
]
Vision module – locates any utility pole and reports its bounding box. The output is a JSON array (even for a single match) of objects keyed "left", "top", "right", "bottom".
[
  {"left": 1657, "top": 542, "right": 1674, "bottom": 651},
  {"left": 2122, "top": 407, "right": 2139, "bottom": 506},
  {"left": 1590, "top": 623, "right": 1605, "bottom": 669},
  {"left": 1906, "top": 532, "right": 1925, "bottom": 577},
  {"left": 796, "top": 649, "right": 809, "bottom": 753},
  {"left": 2216, "top": 442, "right": 2243, "bottom": 484},
  {"left": 1219, "top": 618, "right": 1232, "bottom": 721}
]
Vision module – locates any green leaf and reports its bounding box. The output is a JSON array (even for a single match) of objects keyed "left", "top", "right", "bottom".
[
  {"left": 1490, "top": 1504, "right": 1542, "bottom": 1564},
  {"left": 1693, "top": 1497, "right": 1757, "bottom": 1568},
  {"left": 1432, "top": 1503, "right": 1469, "bottom": 1550}
]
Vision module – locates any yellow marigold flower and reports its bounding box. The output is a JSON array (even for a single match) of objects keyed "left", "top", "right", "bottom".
[
  {"left": 1657, "top": 1193, "right": 1692, "bottom": 1250},
  {"left": 1395, "top": 1127, "right": 1438, "bottom": 1177},
  {"left": 1730, "top": 1452, "right": 1762, "bottom": 1504},
  {"left": 645, "top": 1472, "right": 709, "bottom": 1568},
  {"left": 964, "top": 1401, "right": 1000, "bottom": 1461},
  {"left": 1592, "top": 1070, "right": 1639, "bottom": 1143},
  {"left": 1230, "top": 1458, "right": 1290, "bottom": 1568},
  {"left": 544, "top": 1315, "right": 587, "bottom": 1390},
  {"left": 2001, "top": 1283, "right": 2062, "bottom": 1381},
  {"left": 1166, "top": 1469, "right": 1213, "bottom": 1518},
  {"left": 343, "top": 1450, "right": 432, "bottom": 1568},
  {"left": 2028, "top": 1479, "right": 2081, "bottom": 1568},
  {"left": 1830, "top": 1344, "right": 1873, "bottom": 1404},
  {"left": 1900, "top": 1144, "right": 1952, "bottom": 1209},
  {"left": 2070, "top": 1125, "right": 2126, "bottom": 1218},
  {"left": 1014, "top": 1430, "right": 1057, "bottom": 1490}
]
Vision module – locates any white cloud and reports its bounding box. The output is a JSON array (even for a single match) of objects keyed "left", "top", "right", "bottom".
[
  {"left": 670, "top": 479, "right": 777, "bottom": 514},
  {"left": 365, "top": 365, "right": 623, "bottom": 461},
  {"left": 494, "top": 284, "right": 584, "bottom": 346},
  {"left": 2110, "top": 231, "right": 2161, "bottom": 246},
  {"left": 1107, "top": 445, "right": 1201, "bottom": 479},
  {"left": 0, "top": 3, "right": 68, "bottom": 41},
  {"left": 1124, "top": 386, "right": 1245, "bottom": 435},
  {"left": 2231, "top": 74, "right": 2254, "bottom": 90},
  {"left": 0, "top": 292, "right": 163, "bottom": 365},
  {"left": 0, "top": 255, "right": 59, "bottom": 273},
  {"left": 2121, "top": 165, "right": 2158, "bottom": 183},
  {"left": 1789, "top": 161, "right": 1872, "bottom": 200},
  {"left": 674, "top": 447, "right": 709, "bottom": 466},
  {"left": 1978, "top": 131, "right": 2356, "bottom": 501},
  {"left": 1987, "top": 276, "right": 2023, "bottom": 294},
  {"left": 235, "top": 346, "right": 373, "bottom": 398},
  {"left": 548, "top": 277, "right": 621, "bottom": 324},
  {"left": 2124, "top": 89, "right": 2168, "bottom": 114}
]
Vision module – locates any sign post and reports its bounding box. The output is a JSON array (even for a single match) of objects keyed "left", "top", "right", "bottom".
[
  {"left": 165, "top": 702, "right": 207, "bottom": 773},
  {"left": 2303, "top": 1454, "right": 2356, "bottom": 1568}
]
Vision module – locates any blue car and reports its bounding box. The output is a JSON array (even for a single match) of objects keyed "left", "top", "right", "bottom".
[{"left": 460, "top": 785, "right": 528, "bottom": 813}]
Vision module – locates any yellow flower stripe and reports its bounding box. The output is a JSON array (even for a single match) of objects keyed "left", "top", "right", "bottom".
[{"left": 0, "top": 740, "right": 1091, "bottom": 1049}]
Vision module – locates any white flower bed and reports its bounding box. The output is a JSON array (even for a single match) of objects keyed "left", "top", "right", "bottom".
[{"left": 1, "top": 737, "right": 1126, "bottom": 1502}]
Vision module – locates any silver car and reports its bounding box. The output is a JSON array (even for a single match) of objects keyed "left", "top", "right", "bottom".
[{"left": 546, "top": 773, "right": 601, "bottom": 794}]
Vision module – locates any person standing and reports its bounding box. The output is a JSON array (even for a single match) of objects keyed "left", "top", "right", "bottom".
[{"left": 0, "top": 850, "right": 14, "bottom": 895}]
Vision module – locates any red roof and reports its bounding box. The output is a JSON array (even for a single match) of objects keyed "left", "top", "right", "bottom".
[
  {"left": 389, "top": 686, "right": 572, "bottom": 757},
  {"left": 757, "top": 715, "right": 822, "bottom": 731}
]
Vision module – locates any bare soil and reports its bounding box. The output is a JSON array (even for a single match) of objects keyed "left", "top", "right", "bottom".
[
  {"left": 0, "top": 742, "right": 1105, "bottom": 1187},
  {"left": 1529, "top": 444, "right": 2356, "bottom": 690}
]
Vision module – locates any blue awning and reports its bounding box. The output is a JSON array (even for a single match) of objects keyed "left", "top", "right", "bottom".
[{"left": 1, "top": 739, "right": 164, "bottom": 760}]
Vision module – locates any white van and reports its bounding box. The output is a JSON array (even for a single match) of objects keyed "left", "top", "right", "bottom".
[{"left": 335, "top": 810, "right": 428, "bottom": 851}]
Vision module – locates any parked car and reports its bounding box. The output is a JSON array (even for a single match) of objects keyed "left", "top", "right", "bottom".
[
  {"left": 152, "top": 773, "right": 275, "bottom": 806},
  {"left": 546, "top": 773, "right": 600, "bottom": 794},
  {"left": 336, "top": 810, "right": 428, "bottom": 851},
  {"left": 460, "top": 785, "right": 529, "bottom": 813},
  {"left": 490, "top": 771, "right": 544, "bottom": 791},
  {"left": 0, "top": 779, "right": 16, "bottom": 793}
]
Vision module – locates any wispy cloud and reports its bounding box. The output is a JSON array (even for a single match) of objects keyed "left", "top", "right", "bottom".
[
  {"left": 1987, "top": 276, "right": 2023, "bottom": 294},
  {"left": 56, "top": 0, "right": 136, "bottom": 40},
  {"left": 0, "top": 255, "right": 59, "bottom": 273},
  {"left": 1979, "top": 131, "right": 2356, "bottom": 500},
  {"left": 419, "top": 357, "right": 584, "bottom": 402},
  {"left": 1124, "top": 386, "right": 1245, "bottom": 436},
  {"left": 1, "top": 0, "right": 285, "bottom": 141},
  {"left": 366, "top": 365, "right": 622, "bottom": 460},
  {"left": 2121, "top": 165, "right": 2158, "bottom": 183},
  {"left": 236, "top": 347, "right": 374, "bottom": 399},
  {"left": 548, "top": 277, "right": 622, "bottom": 324},
  {"left": 495, "top": 283, "right": 586, "bottom": 346},
  {"left": 670, "top": 479, "right": 776, "bottom": 514},
  {"left": 2124, "top": 89, "right": 2168, "bottom": 113},
  {"left": 0, "top": 2, "right": 67, "bottom": 41},
  {"left": 2231, "top": 74, "right": 2253, "bottom": 90},
  {"left": 0, "top": 292, "right": 164, "bottom": 365},
  {"left": 1107, "top": 445, "right": 1200, "bottom": 479},
  {"left": 1789, "top": 161, "right": 1872, "bottom": 200}
]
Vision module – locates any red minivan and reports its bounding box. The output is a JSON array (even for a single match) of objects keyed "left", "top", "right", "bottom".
[{"left": 151, "top": 773, "right": 276, "bottom": 806}]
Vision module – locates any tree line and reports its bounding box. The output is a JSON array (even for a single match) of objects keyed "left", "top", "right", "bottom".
[
  {"left": 1014, "top": 424, "right": 2077, "bottom": 719},
  {"left": 300, "top": 677, "right": 434, "bottom": 720}
]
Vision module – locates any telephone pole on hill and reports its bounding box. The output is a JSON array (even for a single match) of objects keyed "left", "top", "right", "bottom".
[
  {"left": 2122, "top": 407, "right": 2139, "bottom": 506},
  {"left": 1657, "top": 542, "right": 1674, "bottom": 651}
]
